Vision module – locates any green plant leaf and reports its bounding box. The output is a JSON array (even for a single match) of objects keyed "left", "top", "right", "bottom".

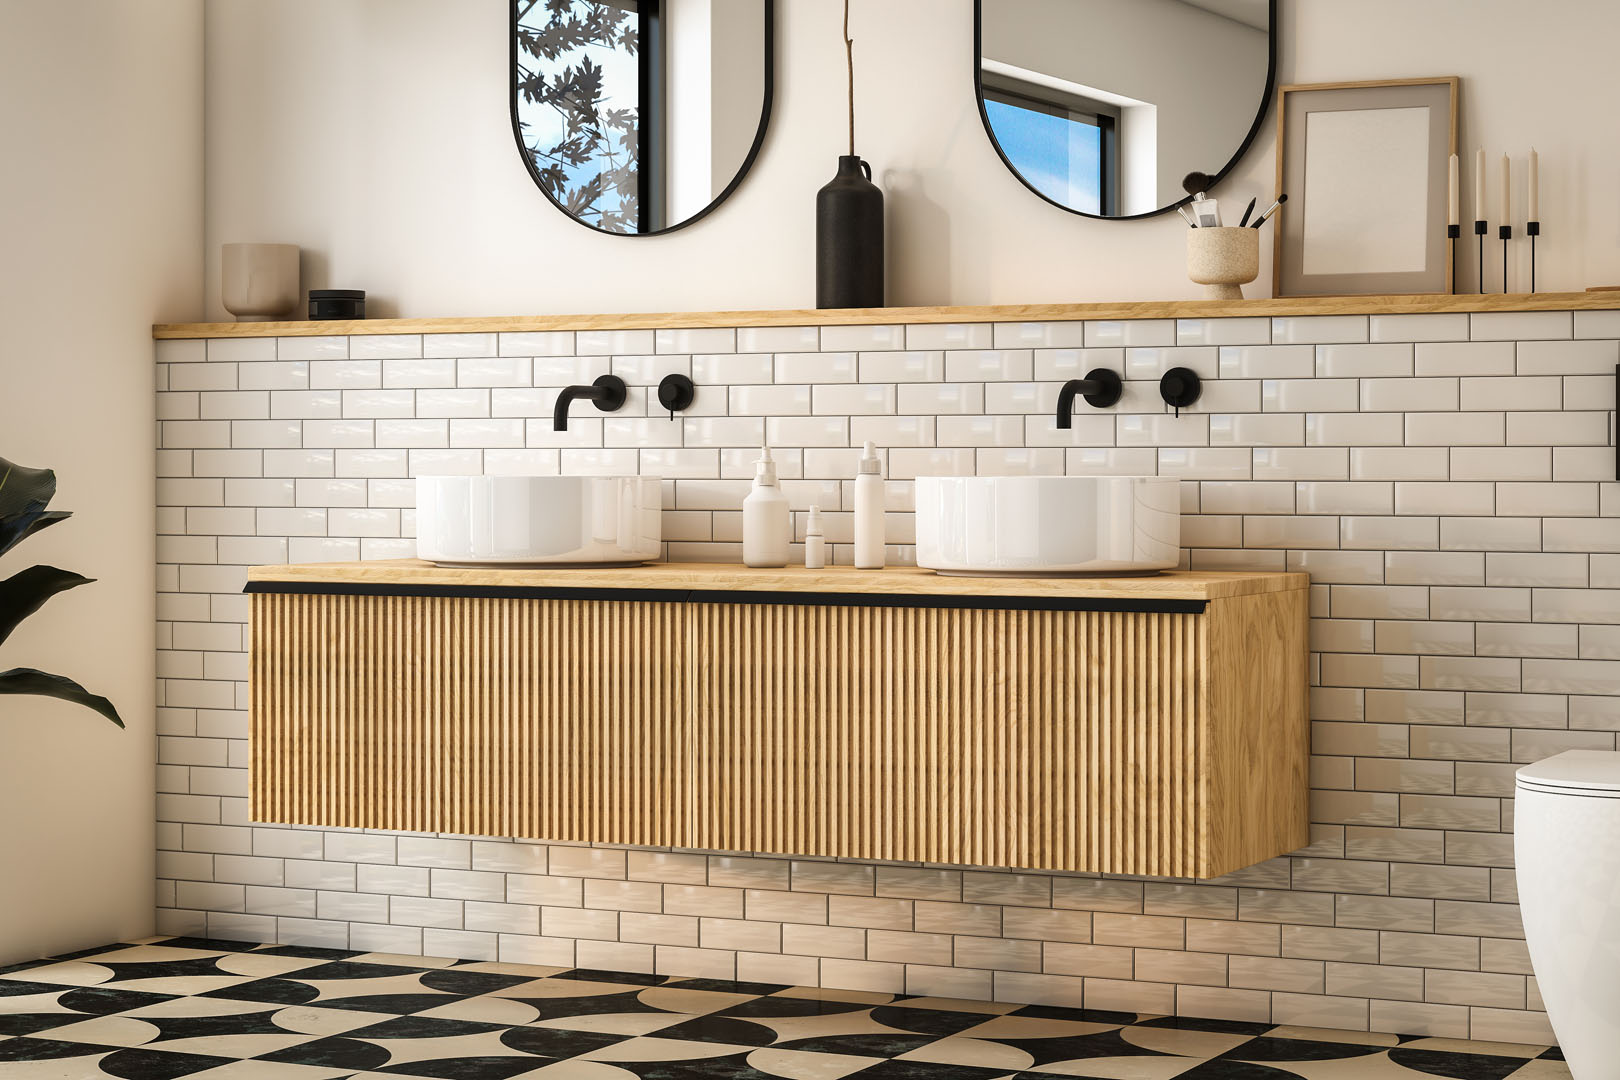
[
  {"left": 0, "top": 458, "right": 56, "bottom": 518},
  {"left": 0, "top": 667, "right": 123, "bottom": 727},
  {"left": 0, "top": 458, "right": 59, "bottom": 559},
  {"left": 0, "top": 565, "right": 93, "bottom": 647},
  {"left": 12, "top": 510, "right": 70, "bottom": 546}
]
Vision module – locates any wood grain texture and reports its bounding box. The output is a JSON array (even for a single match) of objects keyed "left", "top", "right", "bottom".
[
  {"left": 688, "top": 603, "right": 1210, "bottom": 876},
  {"left": 251, "top": 592, "right": 688, "bottom": 844},
  {"left": 155, "top": 291, "right": 1616, "bottom": 338},
  {"left": 1201, "top": 587, "right": 1312, "bottom": 872},
  {"left": 246, "top": 559, "right": 1309, "bottom": 603},
  {"left": 252, "top": 586, "right": 1308, "bottom": 878}
]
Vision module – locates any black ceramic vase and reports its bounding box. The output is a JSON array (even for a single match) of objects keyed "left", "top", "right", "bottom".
[{"left": 816, "top": 155, "right": 884, "bottom": 309}]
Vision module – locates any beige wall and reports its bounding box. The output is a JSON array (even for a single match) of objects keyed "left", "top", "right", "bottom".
[
  {"left": 0, "top": 0, "right": 203, "bottom": 964},
  {"left": 203, "top": 0, "right": 1620, "bottom": 317}
]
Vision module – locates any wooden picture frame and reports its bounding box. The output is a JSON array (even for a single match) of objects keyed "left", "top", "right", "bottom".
[{"left": 1274, "top": 77, "right": 1458, "bottom": 297}]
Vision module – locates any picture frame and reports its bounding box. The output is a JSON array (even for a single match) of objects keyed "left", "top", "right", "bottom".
[{"left": 1274, "top": 77, "right": 1458, "bottom": 297}]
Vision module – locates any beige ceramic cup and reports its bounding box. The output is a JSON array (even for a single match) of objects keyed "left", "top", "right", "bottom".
[
  {"left": 1187, "top": 227, "right": 1259, "bottom": 300},
  {"left": 221, "top": 243, "right": 300, "bottom": 321}
]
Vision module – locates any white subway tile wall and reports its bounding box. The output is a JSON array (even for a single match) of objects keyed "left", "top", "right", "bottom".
[{"left": 153, "top": 314, "right": 1620, "bottom": 1043}]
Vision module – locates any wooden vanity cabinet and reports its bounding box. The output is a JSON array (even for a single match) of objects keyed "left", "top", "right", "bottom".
[{"left": 249, "top": 563, "right": 1308, "bottom": 879}]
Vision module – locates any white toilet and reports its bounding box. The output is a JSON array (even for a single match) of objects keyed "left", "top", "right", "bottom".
[{"left": 1516, "top": 750, "right": 1620, "bottom": 1077}]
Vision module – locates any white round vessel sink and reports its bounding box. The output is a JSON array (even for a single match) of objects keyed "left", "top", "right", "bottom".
[
  {"left": 416, "top": 475, "right": 662, "bottom": 566},
  {"left": 914, "top": 476, "right": 1180, "bottom": 576}
]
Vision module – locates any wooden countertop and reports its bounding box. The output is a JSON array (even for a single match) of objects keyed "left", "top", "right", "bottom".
[
  {"left": 246, "top": 559, "right": 1307, "bottom": 604},
  {"left": 155, "top": 292, "right": 1614, "bottom": 339}
]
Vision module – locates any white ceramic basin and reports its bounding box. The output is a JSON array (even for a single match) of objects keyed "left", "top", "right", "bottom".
[
  {"left": 914, "top": 476, "right": 1180, "bottom": 576},
  {"left": 416, "top": 475, "right": 662, "bottom": 566}
]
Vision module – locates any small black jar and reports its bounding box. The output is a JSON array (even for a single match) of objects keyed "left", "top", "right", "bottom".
[
  {"left": 309, "top": 289, "right": 365, "bottom": 320},
  {"left": 816, "top": 155, "right": 884, "bottom": 309}
]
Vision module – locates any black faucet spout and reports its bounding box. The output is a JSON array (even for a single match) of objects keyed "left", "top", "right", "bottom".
[
  {"left": 553, "top": 375, "right": 629, "bottom": 431},
  {"left": 1055, "top": 368, "right": 1122, "bottom": 428}
]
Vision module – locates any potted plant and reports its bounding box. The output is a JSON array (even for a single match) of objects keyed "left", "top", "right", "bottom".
[{"left": 0, "top": 457, "right": 122, "bottom": 726}]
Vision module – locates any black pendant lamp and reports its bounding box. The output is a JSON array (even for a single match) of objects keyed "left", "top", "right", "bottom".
[{"left": 816, "top": 0, "right": 884, "bottom": 309}]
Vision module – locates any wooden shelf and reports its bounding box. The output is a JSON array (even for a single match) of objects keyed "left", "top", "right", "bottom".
[
  {"left": 246, "top": 559, "right": 1308, "bottom": 606},
  {"left": 156, "top": 291, "right": 1615, "bottom": 339}
]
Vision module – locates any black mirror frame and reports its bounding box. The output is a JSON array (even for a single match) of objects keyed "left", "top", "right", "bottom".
[
  {"left": 510, "top": 0, "right": 776, "bottom": 237},
  {"left": 972, "top": 0, "right": 1277, "bottom": 222}
]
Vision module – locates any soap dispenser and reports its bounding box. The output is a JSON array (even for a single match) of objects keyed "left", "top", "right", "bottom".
[
  {"left": 742, "top": 446, "right": 790, "bottom": 568},
  {"left": 853, "top": 441, "right": 886, "bottom": 569}
]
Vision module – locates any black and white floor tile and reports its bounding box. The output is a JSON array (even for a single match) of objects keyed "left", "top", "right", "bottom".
[{"left": 0, "top": 938, "right": 1569, "bottom": 1078}]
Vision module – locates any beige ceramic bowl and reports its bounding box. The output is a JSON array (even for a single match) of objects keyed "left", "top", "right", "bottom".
[{"left": 221, "top": 243, "right": 300, "bottom": 321}]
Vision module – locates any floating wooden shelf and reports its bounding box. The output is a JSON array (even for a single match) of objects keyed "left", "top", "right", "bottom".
[
  {"left": 159, "top": 291, "right": 1613, "bottom": 338},
  {"left": 249, "top": 562, "right": 1309, "bottom": 878}
]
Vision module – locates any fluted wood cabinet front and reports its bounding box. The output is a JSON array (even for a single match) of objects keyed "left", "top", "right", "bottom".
[
  {"left": 688, "top": 591, "right": 1306, "bottom": 879},
  {"left": 250, "top": 572, "right": 1308, "bottom": 879},
  {"left": 251, "top": 592, "right": 688, "bottom": 846},
  {"left": 689, "top": 603, "right": 1204, "bottom": 875}
]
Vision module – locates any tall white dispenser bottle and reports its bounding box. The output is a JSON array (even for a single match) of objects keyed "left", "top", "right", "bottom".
[
  {"left": 853, "top": 441, "right": 886, "bottom": 569},
  {"left": 742, "top": 445, "right": 790, "bottom": 568}
]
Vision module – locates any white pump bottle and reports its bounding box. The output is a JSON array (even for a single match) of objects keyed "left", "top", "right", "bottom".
[
  {"left": 853, "top": 441, "right": 886, "bottom": 569},
  {"left": 742, "top": 446, "right": 790, "bottom": 568}
]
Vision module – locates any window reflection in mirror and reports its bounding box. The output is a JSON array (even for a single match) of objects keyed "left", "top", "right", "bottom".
[
  {"left": 982, "top": 75, "right": 1116, "bottom": 216},
  {"left": 977, "top": 0, "right": 1273, "bottom": 219},
  {"left": 513, "top": 0, "right": 771, "bottom": 235}
]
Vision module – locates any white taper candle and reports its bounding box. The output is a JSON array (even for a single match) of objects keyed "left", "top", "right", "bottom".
[
  {"left": 1528, "top": 148, "right": 1539, "bottom": 221},
  {"left": 1448, "top": 154, "right": 1459, "bottom": 226},
  {"left": 1500, "top": 153, "right": 1510, "bottom": 224},
  {"left": 1475, "top": 148, "right": 1486, "bottom": 222}
]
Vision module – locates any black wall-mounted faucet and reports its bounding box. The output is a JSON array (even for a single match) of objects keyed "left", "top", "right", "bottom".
[
  {"left": 1056, "top": 368, "right": 1123, "bottom": 427},
  {"left": 553, "top": 374, "right": 628, "bottom": 431},
  {"left": 1159, "top": 367, "right": 1202, "bottom": 417},
  {"left": 657, "top": 373, "right": 695, "bottom": 419}
]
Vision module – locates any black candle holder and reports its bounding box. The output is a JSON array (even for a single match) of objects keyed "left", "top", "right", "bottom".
[
  {"left": 1527, "top": 220, "right": 1541, "bottom": 293},
  {"left": 1447, "top": 223, "right": 1460, "bottom": 294},
  {"left": 1499, "top": 223, "right": 1513, "bottom": 293},
  {"left": 1474, "top": 220, "right": 1487, "bottom": 294}
]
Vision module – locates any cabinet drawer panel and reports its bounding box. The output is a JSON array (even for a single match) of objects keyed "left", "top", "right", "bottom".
[
  {"left": 688, "top": 603, "right": 1206, "bottom": 876},
  {"left": 251, "top": 593, "right": 687, "bottom": 845}
]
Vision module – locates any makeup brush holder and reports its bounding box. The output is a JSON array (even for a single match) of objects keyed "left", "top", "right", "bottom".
[{"left": 1187, "top": 227, "right": 1259, "bottom": 300}]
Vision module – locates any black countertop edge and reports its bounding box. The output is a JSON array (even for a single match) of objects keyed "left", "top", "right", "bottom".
[{"left": 243, "top": 579, "right": 1208, "bottom": 615}]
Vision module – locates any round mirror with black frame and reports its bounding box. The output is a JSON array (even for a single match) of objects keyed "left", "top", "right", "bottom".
[
  {"left": 974, "top": 0, "right": 1275, "bottom": 220},
  {"left": 512, "top": 0, "right": 774, "bottom": 236}
]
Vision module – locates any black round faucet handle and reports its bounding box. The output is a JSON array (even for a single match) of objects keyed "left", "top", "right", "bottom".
[
  {"left": 1159, "top": 367, "right": 1202, "bottom": 410},
  {"left": 656, "top": 373, "right": 696, "bottom": 418},
  {"left": 592, "top": 374, "right": 628, "bottom": 412},
  {"left": 1081, "top": 368, "right": 1123, "bottom": 409}
]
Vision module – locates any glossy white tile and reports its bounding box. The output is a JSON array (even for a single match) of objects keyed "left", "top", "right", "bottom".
[
  {"left": 497, "top": 330, "right": 575, "bottom": 357},
  {"left": 858, "top": 350, "right": 945, "bottom": 382},
  {"left": 266, "top": 336, "right": 345, "bottom": 365},
  {"left": 906, "top": 322, "right": 994, "bottom": 350},
  {"left": 422, "top": 333, "right": 498, "bottom": 358},
  {"left": 821, "top": 324, "right": 904, "bottom": 351},
  {"left": 1084, "top": 319, "right": 1174, "bottom": 347}
]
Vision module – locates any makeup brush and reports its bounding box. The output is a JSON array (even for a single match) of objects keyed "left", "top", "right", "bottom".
[
  {"left": 1237, "top": 196, "right": 1258, "bottom": 228},
  {"left": 1251, "top": 193, "right": 1288, "bottom": 228},
  {"left": 1182, "top": 171, "right": 1218, "bottom": 199}
]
